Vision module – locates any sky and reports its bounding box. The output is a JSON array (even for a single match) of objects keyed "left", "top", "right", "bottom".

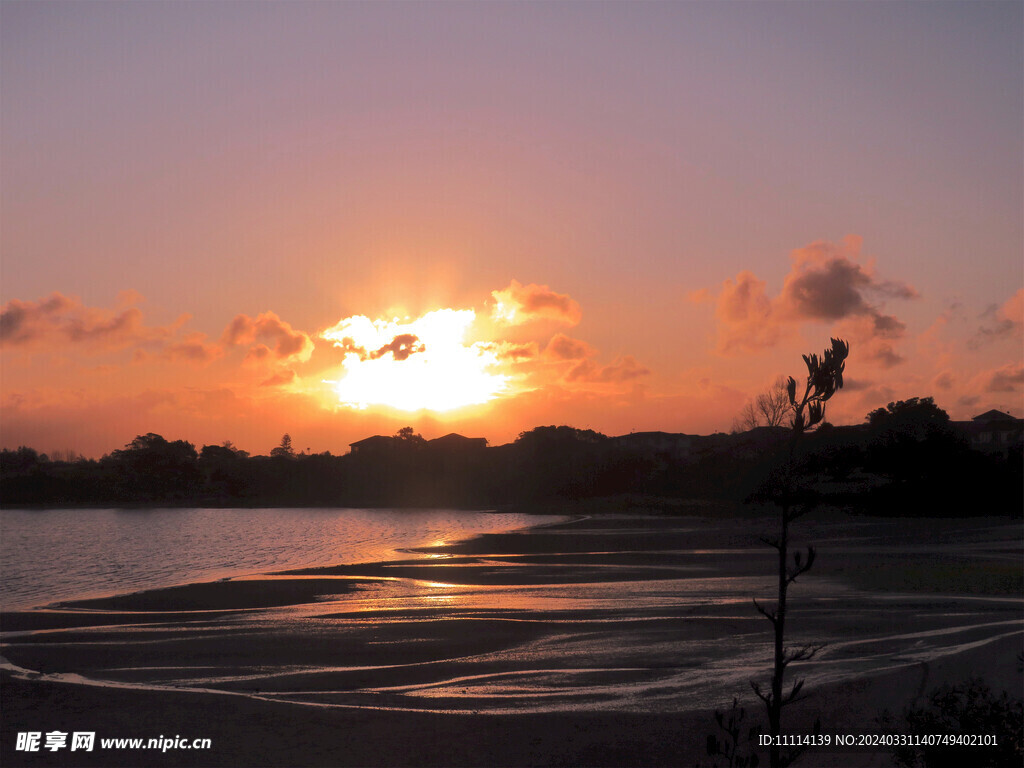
[{"left": 2, "top": 1, "right": 1021, "bottom": 458}]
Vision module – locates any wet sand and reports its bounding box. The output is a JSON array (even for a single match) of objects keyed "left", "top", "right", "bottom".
[{"left": 2, "top": 512, "right": 1022, "bottom": 766}]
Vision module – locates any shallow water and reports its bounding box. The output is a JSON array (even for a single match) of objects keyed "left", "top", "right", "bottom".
[
  {"left": 0, "top": 507, "right": 563, "bottom": 609},
  {"left": 1, "top": 513, "right": 1021, "bottom": 716}
]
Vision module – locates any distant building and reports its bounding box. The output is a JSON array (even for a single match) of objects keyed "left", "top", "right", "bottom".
[
  {"left": 954, "top": 410, "right": 1023, "bottom": 455},
  {"left": 428, "top": 433, "right": 488, "bottom": 451},
  {"left": 612, "top": 431, "right": 694, "bottom": 460},
  {"left": 348, "top": 435, "right": 396, "bottom": 455},
  {"left": 349, "top": 433, "right": 487, "bottom": 455}
]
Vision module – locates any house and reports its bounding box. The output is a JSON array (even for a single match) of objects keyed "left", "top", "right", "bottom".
[
  {"left": 348, "top": 435, "right": 397, "bottom": 455},
  {"left": 428, "top": 433, "right": 488, "bottom": 452},
  {"left": 349, "top": 433, "right": 487, "bottom": 456},
  {"left": 955, "top": 410, "right": 1023, "bottom": 454},
  {"left": 612, "top": 431, "right": 694, "bottom": 461}
]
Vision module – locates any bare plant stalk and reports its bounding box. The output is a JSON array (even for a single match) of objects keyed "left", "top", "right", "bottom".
[{"left": 751, "top": 338, "right": 848, "bottom": 768}]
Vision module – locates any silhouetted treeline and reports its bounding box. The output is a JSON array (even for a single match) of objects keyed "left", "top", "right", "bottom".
[{"left": 1, "top": 401, "right": 1020, "bottom": 517}]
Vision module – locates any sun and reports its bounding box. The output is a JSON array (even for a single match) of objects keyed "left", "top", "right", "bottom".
[{"left": 321, "top": 309, "right": 510, "bottom": 411}]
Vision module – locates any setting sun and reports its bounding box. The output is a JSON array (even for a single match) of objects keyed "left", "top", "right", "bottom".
[{"left": 321, "top": 309, "right": 510, "bottom": 412}]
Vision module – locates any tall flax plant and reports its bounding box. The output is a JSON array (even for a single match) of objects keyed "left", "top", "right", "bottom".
[{"left": 751, "top": 339, "right": 849, "bottom": 768}]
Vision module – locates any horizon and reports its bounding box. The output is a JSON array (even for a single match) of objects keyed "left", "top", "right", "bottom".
[
  {"left": 5, "top": 397, "right": 1016, "bottom": 462},
  {"left": 2, "top": 2, "right": 1022, "bottom": 459}
]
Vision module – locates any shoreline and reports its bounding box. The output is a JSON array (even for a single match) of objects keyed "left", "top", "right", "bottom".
[
  {"left": 2, "top": 511, "right": 1021, "bottom": 766},
  {"left": 1, "top": 507, "right": 565, "bottom": 613}
]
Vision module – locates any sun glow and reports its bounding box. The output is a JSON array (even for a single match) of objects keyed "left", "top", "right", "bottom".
[{"left": 321, "top": 309, "right": 509, "bottom": 411}]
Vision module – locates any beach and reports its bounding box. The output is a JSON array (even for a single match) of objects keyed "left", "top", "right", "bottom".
[{"left": 2, "top": 511, "right": 1022, "bottom": 767}]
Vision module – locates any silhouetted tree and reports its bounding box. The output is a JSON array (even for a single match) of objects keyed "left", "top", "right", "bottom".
[
  {"left": 105, "top": 433, "right": 200, "bottom": 501},
  {"left": 734, "top": 378, "right": 792, "bottom": 432},
  {"left": 270, "top": 433, "right": 295, "bottom": 458},
  {"left": 395, "top": 426, "right": 426, "bottom": 446},
  {"left": 867, "top": 396, "right": 949, "bottom": 434},
  {"left": 751, "top": 339, "right": 848, "bottom": 768},
  {"left": 880, "top": 679, "right": 1023, "bottom": 768},
  {"left": 757, "top": 377, "right": 793, "bottom": 428},
  {"left": 706, "top": 698, "right": 762, "bottom": 767},
  {"left": 511, "top": 426, "right": 610, "bottom": 501}
]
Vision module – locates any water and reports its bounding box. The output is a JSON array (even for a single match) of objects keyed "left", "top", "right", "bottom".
[
  {"left": 0, "top": 507, "right": 562, "bottom": 610},
  {"left": 1, "top": 511, "right": 1020, "bottom": 716}
]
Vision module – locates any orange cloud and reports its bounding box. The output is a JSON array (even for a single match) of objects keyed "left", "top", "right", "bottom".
[
  {"left": 0, "top": 292, "right": 178, "bottom": 351},
  {"left": 489, "top": 341, "right": 539, "bottom": 361},
  {"left": 833, "top": 314, "right": 906, "bottom": 369},
  {"left": 711, "top": 271, "right": 780, "bottom": 353},
  {"left": 491, "top": 280, "right": 582, "bottom": 326},
  {"left": 976, "top": 363, "right": 1024, "bottom": 393},
  {"left": 0, "top": 292, "right": 228, "bottom": 369},
  {"left": 932, "top": 370, "right": 955, "bottom": 391},
  {"left": 958, "top": 364, "right": 1024, "bottom": 414},
  {"left": 566, "top": 355, "right": 650, "bottom": 384},
  {"left": 970, "top": 288, "right": 1024, "bottom": 349},
  {"left": 163, "top": 332, "right": 223, "bottom": 365},
  {"left": 260, "top": 369, "right": 298, "bottom": 388},
  {"left": 699, "top": 237, "right": 917, "bottom": 360},
  {"left": 544, "top": 333, "right": 595, "bottom": 361},
  {"left": 222, "top": 311, "right": 314, "bottom": 362}
]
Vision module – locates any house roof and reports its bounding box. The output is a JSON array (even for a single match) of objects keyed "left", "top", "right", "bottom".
[
  {"left": 429, "top": 433, "right": 487, "bottom": 446},
  {"left": 349, "top": 435, "right": 395, "bottom": 448},
  {"left": 972, "top": 409, "right": 1019, "bottom": 422}
]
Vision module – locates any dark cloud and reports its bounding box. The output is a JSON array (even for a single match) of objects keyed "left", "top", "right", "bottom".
[
  {"left": 566, "top": 355, "right": 650, "bottom": 384},
  {"left": 164, "top": 333, "right": 223, "bottom": 365},
  {"left": 933, "top": 371, "right": 955, "bottom": 391},
  {"left": 969, "top": 289, "right": 1023, "bottom": 349},
  {"left": 838, "top": 378, "right": 872, "bottom": 392},
  {"left": 984, "top": 364, "right": 1024, "bottom": 393},
  {"left": 699, "top": 237, "right": 916, "bottom": 360},
  {"left": 369, "top": 334, "right": 425, "bottom": 361},
  {"left": 331, "top": 336, "right": 369, "bottom": 360},
  {"left": 0, "top": 292, "right": 174, "bottom": 350},
  {"left": 544, "top": 333, "right": 595, "bottom": 361},
  {"left": 780, "top": 256, "right": 873, "bottom": 319}
]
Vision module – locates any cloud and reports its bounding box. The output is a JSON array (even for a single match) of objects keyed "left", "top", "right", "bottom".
[
  {"left": 488, "top": 341, "right": 539, "bottom": 361},
  {"left": 544, "top": 333, "right": 595, "bottom": 361},
  {"left": 321, "top": 309, "right": 509, "bottom": 411},
  {"left": 970, "top": 289, "right": 1024, "bottom": 349},
  {"left": 711, "top": 271, "right": 781, "bottom": 353},
  {"left": 566, "top": 355, "right": 650, "bottom": 384},
  {"left": 260, "top": 369, "right": 298, "bottom": 388},
  {"left": 699, "top": 237, "right": 917, "bottom": 359},
  {"left": 775, "top": 238, "right": 917, "bottom": 321},
  {"left": 222, "top": 311, "right": 314, "bottom": 362},
  {"left": 0, "top": 292, "right": 178, "bottom": 351},
  {"left": 369, "top": 333, "right": 425, "bottom": 361},
  {"left": 244, "top": 344, "right": 272, "bottom": 363},
  {"left": 978, "top": 363, "right": 1024, "bottom": 393},
  {"left": 491, "top": 280, "right": 582, "bottom": 326},
  {"left": 933, "top": 370, "right": 955, "bottom": 391},
  {"left": 833, "top": 313, "right": 906, "bottom": 369},
  {"left": 163, "top": 332, "right": 223, "bottom": 365},
  {"left": 838, "top": 378, "right": 873, "bottom": 392}
]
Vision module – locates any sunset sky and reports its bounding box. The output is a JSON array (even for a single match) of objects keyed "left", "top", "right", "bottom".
[{"left": 2, "top": 1, "right": 1021, "bottom": 458}]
